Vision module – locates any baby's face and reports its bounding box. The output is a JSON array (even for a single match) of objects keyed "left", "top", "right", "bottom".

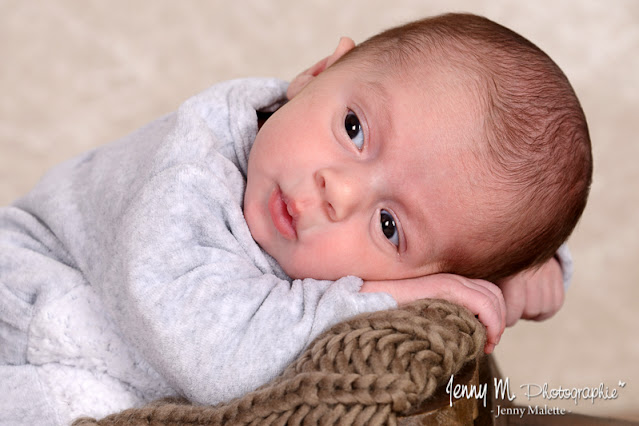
[{"left": 244, "top": 61, "right": 484, "bottom": 281}]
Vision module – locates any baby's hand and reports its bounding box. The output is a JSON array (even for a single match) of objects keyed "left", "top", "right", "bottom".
[
  {"left": 361, "top": 274, "right": 506, "bottom": 354},
  {"left": 497, "top": 257, "right": 565, "bottom": 327}
]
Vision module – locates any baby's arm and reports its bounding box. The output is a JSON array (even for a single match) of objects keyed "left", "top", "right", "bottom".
[{"left": 360, "top": 274, "right": 506, "bottom": 354}]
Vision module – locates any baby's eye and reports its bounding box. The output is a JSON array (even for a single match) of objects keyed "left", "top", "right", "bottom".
[
  {"left": 344, "top": 110, "right": 364, "bottom": 150},
  {"left": 380, "top": 209, "right": 399, "bottom": 247}
]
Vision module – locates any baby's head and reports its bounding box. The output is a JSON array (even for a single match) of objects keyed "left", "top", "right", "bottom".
[{"left": 244, "top": 13, "right": 592, "bottom": 282}]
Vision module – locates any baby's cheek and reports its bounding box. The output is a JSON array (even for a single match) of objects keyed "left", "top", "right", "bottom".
[
  {"left": 278, "top": 242, "right": 342, "bottom": 281},
  {"left": 310, "top": 238, "right": 364, "bottom": 280},
  {"left": 243, "top": 202, "right": 265, "bottom": 246}
]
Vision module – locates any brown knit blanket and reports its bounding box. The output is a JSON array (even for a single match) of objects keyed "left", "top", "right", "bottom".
[{"left": 73, "top": 299, "right": 485, "bottom": 425}]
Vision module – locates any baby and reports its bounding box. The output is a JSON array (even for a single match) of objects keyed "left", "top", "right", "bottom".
[
  {"left": 0, "top": 13, "right": 590, "bottom": 425},
  {"left": 245, "top": 13, "right": 590, "bottom": 343}
]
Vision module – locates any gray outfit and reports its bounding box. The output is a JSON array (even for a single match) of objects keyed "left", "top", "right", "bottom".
[{"left": 0, "top": 78, "right": 396, "bottom": 425}]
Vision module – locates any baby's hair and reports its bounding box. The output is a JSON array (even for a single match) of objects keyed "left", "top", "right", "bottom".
[{"left": 338, "top": 13, "right": 592, "bottom": 281}]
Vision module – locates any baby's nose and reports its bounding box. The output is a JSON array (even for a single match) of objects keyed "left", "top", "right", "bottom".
[{"left": 315, "top": 168, "right": 366, "bottom": 221}]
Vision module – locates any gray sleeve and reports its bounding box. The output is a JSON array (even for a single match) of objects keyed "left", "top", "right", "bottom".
[
  {"left": 98, "top": 160, "right": 396, "bottom": 405},
  {"left": 555, "top": 243, "right": 573, "bottom": 290},
  {"left": 12, "top": 78, "right": 397, "bottom": 406}
]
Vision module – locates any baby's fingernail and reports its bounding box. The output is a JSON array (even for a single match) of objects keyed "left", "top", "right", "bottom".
[{"left": 484, "top": 343, "right": 494, "bottom": 354}]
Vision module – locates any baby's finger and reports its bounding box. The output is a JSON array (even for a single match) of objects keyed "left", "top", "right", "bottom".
[
  {"left": 523, "top": 276, "right": 543, "bottom": 319},
  {"left": 475, "top": 301, "right": 505, "bottom": 352},
  {"left": 552, "top": 278, "right": 565, "bottom": 312},
  {"left": 431, "top": 275, "right": 505, "bottom": 351},
  {"left": 498, "top": 277, "right": 527, "bottom": 327},
  {"left": 531, "top": 281, "right": 565, "bottom": 322},
  {"left": 465, "top": 280, "right": 507, "bottom": 340},
  {"left": 447, "top": 282, "right": 504, "bottom": 351},
  {"left": 470, "top": 279, "right": 507, "bottom": 326}
]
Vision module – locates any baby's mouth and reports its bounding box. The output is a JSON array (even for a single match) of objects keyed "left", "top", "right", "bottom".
[{"left": 268, "top": 186, "right": 297, "bottom": 240}]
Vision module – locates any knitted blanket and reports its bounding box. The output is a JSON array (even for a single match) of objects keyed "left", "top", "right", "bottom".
[{"left": 73, "top": 299, "right": 485, "bottom": 425}]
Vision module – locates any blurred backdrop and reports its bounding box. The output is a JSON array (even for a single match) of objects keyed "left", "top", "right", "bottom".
[{"left": 1, "top": 0, "right": 637, "bottom": 421}]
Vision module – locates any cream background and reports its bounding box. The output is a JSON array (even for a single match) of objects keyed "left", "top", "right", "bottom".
[{"left": 1, "top": 0, "right": 637, "bottom": 421}]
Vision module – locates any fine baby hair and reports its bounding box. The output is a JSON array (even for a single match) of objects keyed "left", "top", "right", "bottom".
[{"left": 334, "top": 13, "right": 592, "bottom": 281}]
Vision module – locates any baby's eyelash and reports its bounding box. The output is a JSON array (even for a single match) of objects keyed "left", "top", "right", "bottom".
[
  {"left": 344, "top": 110, "right": 364, "bottom": 150},
  {"left": 380, "top": 209, "right": 399, "bottom": 247}
]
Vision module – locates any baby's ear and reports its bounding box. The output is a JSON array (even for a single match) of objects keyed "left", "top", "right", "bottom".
[{"left": 287, "top": 37, "right": 355, "bottom": 100}]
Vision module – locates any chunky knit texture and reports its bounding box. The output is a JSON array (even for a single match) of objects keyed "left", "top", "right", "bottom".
[{"left": 73, "top": 299, "right": 485, "bottom": 425}]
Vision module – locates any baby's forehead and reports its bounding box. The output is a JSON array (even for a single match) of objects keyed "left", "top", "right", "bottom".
[
  {"left": 346, "top": 47, "right": 486, "bottom": 97},
  {"left": 332, "top": 52, "right": 488, "bottom": 155}
]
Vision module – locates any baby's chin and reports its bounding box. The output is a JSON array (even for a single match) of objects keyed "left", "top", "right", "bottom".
[
  {"left": 276, "top": 257, "right": 345, "bottom": 282},
  {"left": 280, "top": 265, "right": 328, "bottom": 281},
  {"left": 267, "top": 246, "right": 384, "bottom": 282}
]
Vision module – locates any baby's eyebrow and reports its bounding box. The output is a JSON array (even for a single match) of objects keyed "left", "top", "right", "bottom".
[
  {"left": 363, "top": 80, "right": 389, "bottom": 103},
  {"left": 361, "top": 80, "right": 393, "bottom": 137}
]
